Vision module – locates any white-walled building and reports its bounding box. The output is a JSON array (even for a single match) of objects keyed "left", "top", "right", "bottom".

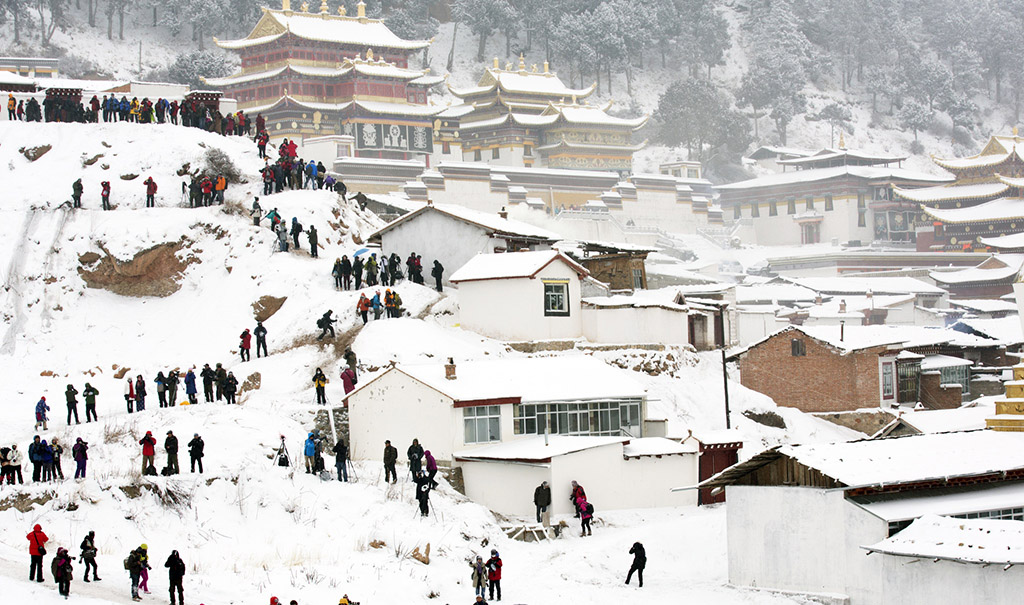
[
  {"left": 450, "top": 250, "right": 587, "bottom": 341},
  {"left": 344, "top": 355, "right": 648, "bottom": 463},
  {"left": 456, "top": 436, "right": 698, "bottom": 517},
  {"left": 701, "top": 430, "right": 1024, "bottom": 604},
  {"left": 368, "top": 202, "right": 561, "bottom": 285}
]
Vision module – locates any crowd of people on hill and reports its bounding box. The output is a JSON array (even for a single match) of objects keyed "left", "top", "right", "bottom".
[{"left": 259, "top": 138, "right": 348, "bottom": 199}]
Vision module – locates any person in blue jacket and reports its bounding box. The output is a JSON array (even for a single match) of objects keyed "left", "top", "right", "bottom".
[
  {"left": 38, "top": 440, "right": 55, "bottom": 482},
  {"left": 303, "top": 433, "right": 317, "bottom": 474},
  {"left": 34, "top": 397, "right": 50, "bottom": 431},
  {"left": 184, "top": 368, "right": 198, "bottom": 405},
  {"left": 371, "top": 291, "right": 383, "bottom": 320}
]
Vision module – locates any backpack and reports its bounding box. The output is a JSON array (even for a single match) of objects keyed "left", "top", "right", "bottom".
[
  {"left": 316, "top": 318, "right": 326, "bottom": 329},
  {"left": 144, "top": 464, "right": 158, "bottom": 476},
  {"left": 586, "top": 503, "right": 594, "bottom": 515},
  {"left": 123, "top": 557, "right": 131, "bottom": 570}
]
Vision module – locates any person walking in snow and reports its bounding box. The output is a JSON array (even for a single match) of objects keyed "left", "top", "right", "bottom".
[
  {"left": 577, "top": 495, "right": 593, "bottom": 536},
  {"left": 184, "top": 368, "right": 198, "bottom": 405},
  {"left": 344, "top": 346, "right": 358, "bottom": 378},
  {"left": 124, "top": 378, "right": 135, "bottom": 413},
  {"left": 52, "top": 546, "right": 73, "bottom": 597},
  {"left": 224, "top": 371, "right": 238, "bottom": 404},
  {"left": 625, "top": 542, "right": 646, "bottom": 587},
  {"left": 80, "top": 530, "right": 100, "bottom": 582},
  {"left": 134, "top": 375, "right": 147, "bottom": 411},
  {"left": 165, "top": 550, "right": 186, "bottom": 605},
  {"left": 72, "top": 438, "right": 88, "bottom": 479},
  {"left": 425, "top": 450, "right": 438, "bottom": 488},
  {"left": 38, "top": 439, "right": 55, "bottom": 482},
  {"left": 383, "top": 440, "right": 398, "bottom": 484},
  {"left": 143, "top": 176, "right": 157, "bottom": 208},
  {"left": 340, "top": 255, "right": 352, "bottom": 289},
  {"left": 413, "top": 470, "right": 432, "bottom": 517},
  {"left": 317, "top": 310, "right": 336, "bottom": 340},
  {"left": 65, "top": 384, "right": 80, "bottom": 424},
  {"left": 332, "top": 258, "right": 345, "bottom": 289},
  {"left": 371, "top": 290, "right": 384, "bottom": 321},
  {"left": 340, "top": 365, "right": 357, "bottom": 394},
  {"left": 35, "top": 396, "right": 50, "bottom": 431},
  {"left": 407, "top": 438, "right": 424, "bottom": 478},
  {"left": 356, "top": 293, "right": 370, "bottom": 325},
  {"left": 277, "top": 222, "right": 289, "bottom": 252},
  {"left": 534, "top": 481, "right": 551, "bottom": 524},
  {"left": 240, "top": 328, "right": 252, "bottom": 362},
  {"left": 333, "top": 438, "right": 348, "bottom": 482},
  {"left": 101, "top": 180, "right": 111, "bottom": 210},
  {"left": 188, "top": 433, "right": 204, "bottom": 473},
  {"left": 156, "top": 371, "right": 168, "bottom": 408},
  {"left": 570, "top": 480, "right": 586, "bottom": 518},
  {"left": 486, "top": 549, "right": 502, "bottom": 601},
  {"left": 72, "top": 178, "right": 84, "bottom": 208},
  {"left": 312, "top": 368, "right": 328, "bottom": 405},
  {"left": 304, "top": 433, "right": 317, "bottom": 474},
  {"left": 365, "top": 254, "right": 378, "bottom": 287},
  {"left": 254, "top": 321, "right": 268, "bottom": 358},
  {"left": 165, "top": 431, "right": 179, "bottom": 475},
  {"left": 7, "top": 444, "right": 24, "bottom": 484},
  {"left": 431, "top": 260, "right": 444, "bottom": 292},
  {"left": 138, "top": 544, "right": 152, "bottom": 595},
  {"left": 126, "top": 545, "right": 144, "bottom": 601},
  {"left": 470, "top": 556, "right": 488, "bottom": 598},
  {"left": 139, "top": 431, "right": 156, "bottom": 474},
  {"left": 200, "top": 363, "right": 215, "bottom": 403},
  {"left": 307, "top": 225, "right": 318, "bottom": 258},
  {"left": 27, "top": 523, "right": 48, "bottom": 582},
  {"left": 252, "top": 197, "right": 264, "bottom": 226},
  {"left": 83, "top": 382, "right": 99, "bottom": 422}
]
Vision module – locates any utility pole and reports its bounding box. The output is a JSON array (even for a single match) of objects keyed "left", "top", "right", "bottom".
[{"left": 722, "top": 348, "right": 731, "bottom": 429}]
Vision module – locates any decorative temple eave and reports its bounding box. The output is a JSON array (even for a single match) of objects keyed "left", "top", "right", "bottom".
[
  {"left": 893, "top": 181, "right": 1011, "bottom": 205},
  {"left": 535, "top": 137, "right": 648, "bottom": 154},
  {"left": 540, "top": 101, "right": 649, "bottom": 131},
  {"left": 932, "top": 146, "right": 1024, "bottom": 172},
  {"left": 922, "top": 197, "right": 1024, "bottom": 224}
]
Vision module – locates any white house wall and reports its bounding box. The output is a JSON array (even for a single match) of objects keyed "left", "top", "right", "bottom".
[
  {"left": 736, "top": 311, "right": 785, "bottom": 347},
  {"left": 614, "top": 188, "right": 699, "bottom": 234},
  {"left": 457, "top": 261, "right": 583, "bottom": 341},
  {"left": 581, "top": 306, "right": 690, "bottom": 345},
  {"left": 871, "top": 553, "right": 1024, "bottom": 604},
  {"left": 460, "top": 460, "right": 551, "bottom": 517},
  {"left": 726, "top": 485, "right": 885, "bottom": 597},
  {"left": 347, "top": 370, "right": 457, "bottom": 462},
  {"left": 380, "top": 212, "right": 495, "bottom": 284},
  {"left": 733, "top": 196, "right": 874, "bottom": 246},
  {"left": 422, "top": 177, "right": 509, "bottom": 214}
]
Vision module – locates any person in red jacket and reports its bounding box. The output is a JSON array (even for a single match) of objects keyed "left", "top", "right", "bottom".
[
  {"left": 486, "top": 549, "right": 502, "bottom": 602},
  {"left": 570, "top": 480, "right": 586, "bottom": 518},
  {"left": 27, "top": 523, "right": 48, "bottom": 582},
  {"left": 239, "top": 328, "right": 251, "bottom": 362},
  {"left": 139, "top": 431, "right": 156, "bottom": 474},
  {"left": 143, "top": 177, "right": 157, "bottom": 208},
  {"left": 340, "top": 366, "right": 356, "bottom": 394},
  {"left": 101, "top": 181, "right": 111, "bottom": 211},
  {"left": 200, "top": 177, "right": 213, "bottom": 207}
]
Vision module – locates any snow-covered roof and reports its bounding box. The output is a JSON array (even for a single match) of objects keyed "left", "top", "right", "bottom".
[
  {"left": 547, "top": 104, "right": 648, "bottom": 129},
  {"left": 953, "top": 316, "right": 1024, "bottom": 345},
  {"left": 453, "top": 435, "right": 628, "bottom": 462},
  {"left": 948, "top": 298, "right": 1020, "bottom": 314},
  {"left": 787, "top": 276, "right": 946, "bottom": 296},
  {"left": 893, "top": 181, "right": 1010, "bottom": 204},
  {"left": 920, "top": 354, "right": 974, "bottom": 371},
  {"left": 450, "top": 250, "right": 587, "bottom": 283},
  {"left": 930, "top": 254, "right": 1024, "bottom": 285},
  {"left": 715, "top": 165, "right": 952, "bottom": 191},
  {"left": 878, "top": 403, "right": 992, "bottom": 438},
  {"left": 735, "top": 283, "right": 820, "bottom": 304},
  {"left": 857, "top": 481, "right": 1024, "bottom": 522},
  {"left": 581, "top": 294, "right": 689, "bottom": 313},
  {"left": 216, "top": 9, "right": 431, "bottom": 51},
  {"left": 394, "top": 356, "right": 646, "bottom": 403},
  {"left": 933, "top": 145, "right": 1024, "bottom": 171},
  {"left": 0, "top": 71, "right": 36, "bottom": 86},
  {"left": 622, "top": 437, "right": 698, "bottom": 458},
  {"left": 863, "top": 514, "right": 1024, "bottom": 564},
  {"left": 924, "top": 197, "right": 1024, "bottom": 224},
  {"left": 740, "top": 324, "right": 1000, "bottom": 357},
  {"left": 369, "top": 203, "right": 561, "bottom": 242},
  {"left": 776, "top": 148, "right": 905, "bottom": 167},
  {"left": 354, "top": 100, "right": 445, "bottom": 116},
  {"left": 41, "top": 77, "right": 128, "bottom": 91},
  {"left": 980, "top": 231, "right": 1024, "bottom": 250},
  {"left": 746, "top": 145, "right": 815, "bottom": 160}
]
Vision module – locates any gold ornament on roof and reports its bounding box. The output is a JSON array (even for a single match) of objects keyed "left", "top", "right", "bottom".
[
  {"left": 493, "top": 57, "right": 499, "bottom": 69},
  {"left": 300, "top": 1, "right": 309, "bottom": 11},
  {"left": 506, "top": 62, "right": 513, "bottom": 71},
  {"left": 281, "top": 0, "right": 291, "bottom": 9},
  {"left": 543, "top": 60, "right": 549, "bottom": 74},
  {"left": 531, "top": 64, "right": 537, "bottom": 72},
  {"left": 337, "top": 5, "right": 346, "bottom": 14},
  {"left": 357, "top": 0, "right": 366, "bottom": 18},
  {"left": 838, "top": 132, "right": 846, "bottom": 149},
  {"left": 366, "top": 48, "right": 374, "bottom": 61},
  {"left": 1015, "top": 126, "right": 1020, "bottom": 137},
  {"left": 518, "top": 54, "right": 526, "bottom": 71},
  {"left": 319, "top": 0, "right": 328, "bottom": 12}
]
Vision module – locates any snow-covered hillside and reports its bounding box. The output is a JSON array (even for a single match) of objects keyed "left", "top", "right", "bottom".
[{"left": 0, "top": 123, "right": 854, "bottom": 604}]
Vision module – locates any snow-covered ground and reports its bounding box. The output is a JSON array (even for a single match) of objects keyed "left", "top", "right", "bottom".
[{"left": 0, "top": 122, "right": 857, "bottom": 604}]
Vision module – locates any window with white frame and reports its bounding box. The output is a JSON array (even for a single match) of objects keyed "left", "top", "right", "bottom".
[
  {"left": 543, "top": 281, "right": 570, "bottom": 316},
  {"left": 513, "top": 399, "right": 642, "bottom": 437},
  {"left": 463, "top": 405, "right": 501, "bottom": 444}
]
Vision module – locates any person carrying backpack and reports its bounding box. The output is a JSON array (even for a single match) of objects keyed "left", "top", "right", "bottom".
[
  {"left": 27, "top": 523, "right": 48, "bottom": 582},
  {"left": 125, "top": 546, "right": 144, "bottom": 601},
  {"left": 165, "top": 550, "right": 186, "bottom": 605},
  {"left": 80, "top": 530, "right": 100, "bottom": 582},
  {"left": 312, "top": 368, "right": 328, "bottom": 405},
  {"left": 577, "top": 496, "right": 593, "bottom": 536},
  {"left": 486, "top": 549, "right": 502, "bottom": 602},
  {"left": 52, "top": 546, "right": 74, "bottom": 597}
]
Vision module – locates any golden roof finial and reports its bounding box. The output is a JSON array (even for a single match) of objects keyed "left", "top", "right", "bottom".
[
  {"left": 493, "top": 57, "right": 499, "bottom": 70},
  {"left": 505, "top": 61, "right": 513, "bottom": 71},
  {"left": 300, "top": 1, "right": 309, "bottom": 11},
  {"left": 282, "top": 0, "right": 291, "bottom": 10},
  {"left": 571, "top": 94, "right": 577, "bottom": 104},
  {"left": 531, "top": 64, "right": 537, "bottom": 72},
  {"left": 337, "top": 4, "right": 346, "bottom": 14},
  {"left": 1014, "top": 126, "right": 1020, "bottom": 137},
  {"left": 319, "top": 0, "right": 328, "bottom": 12},
  {"left": 543, "top": 60, "right": 549, "bottom": 74},
  {"left": 838, "top": 131, "right": 846, "bottom": 149},
  {"left": 357, "top": 0, "right": 366, "bottom": 18},
  {"left": 366, "top": 48, "right": 374, "bottom": 61},
  {"left": 518, "top": 53, "right": 526, "bottom": 71}
]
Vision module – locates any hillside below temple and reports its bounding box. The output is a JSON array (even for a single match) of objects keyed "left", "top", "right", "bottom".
[
  {"left": 207, "top": 0, "right": 443, "bottom": 157},
  {"left": 437, "top": 57, "right": 648, "bottom": 176}
]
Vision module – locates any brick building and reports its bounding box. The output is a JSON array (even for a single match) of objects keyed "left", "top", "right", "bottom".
[{"left": 734, "top": 325, "right": 991, "bottom": 412}]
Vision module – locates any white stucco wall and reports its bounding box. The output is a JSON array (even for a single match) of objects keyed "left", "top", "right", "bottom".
[
  {"left": 460, "top": 460, "right": 551, "bottom": 517},
  {"left": 347, "top": 369, "right": 457, "bottom": 462},
  {"left": 380, "top": 212, "right": 493, "bottom": 284},
  {"left": 726, "top": 485, "right": 885, "bottom": 597},
  {"left": 869, "top": 553, "right": 1024, "bottom": 604},
  {"left": 736, "top": 310, "right": 785, "bottom": 347},
  {"left": 614, "top": 185, "right": 701, "bottom": 234},
  {"left": 457, "top": 260, "right": 583, "bottom": 341},
  {"left": 421, "top": 177, "right": 509, "bottom": 214},
  {"left": 581, "top": 306, "right": 690, "bottom": 345},
  {"left": 732, "top": 196, "right": 875, "bottom": 246}
]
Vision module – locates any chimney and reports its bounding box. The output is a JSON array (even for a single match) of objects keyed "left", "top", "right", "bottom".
[
  {"left": 445, "top": 357, "right": 456, "bottom": 380},
  {"left": 498, "top": 206, "right": 508, "bottom": 219},
  {"left": 814, "top": 294, "right": 823, "bottom": 305},
  {"left": 839, "top": 299, "right": 847, "bottom": 313},
  {"left": 426, "top": 198, "right": 433, "bottom": 206},
  {"left": 866, "top": 289, "right": 873, "bottom": 300}
]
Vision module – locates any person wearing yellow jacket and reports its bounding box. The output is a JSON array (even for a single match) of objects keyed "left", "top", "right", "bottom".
[
  {"left": 7, "top": 94, "right": 15, "bottom": 120},
  {"left": 129, "top": 98, "right": 140, "bottom": 122},
  {"left": 312, "top": 367, "right": 328, "bottom": 405}
]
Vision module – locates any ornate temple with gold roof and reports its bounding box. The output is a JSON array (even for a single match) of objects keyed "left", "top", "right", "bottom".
[
  {"left": 436, "top": 57, "right": 648, "bottom": 176},
  {"left": 894, "top": 132, "right": 1024, "bottom": 251},
  {"left": 205, "top": 0, "right": 444, "bottom": 159}
]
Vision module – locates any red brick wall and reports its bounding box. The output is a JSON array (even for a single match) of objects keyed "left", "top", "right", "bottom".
[
  {"left": 920, "top": 371, "right": 962, "bottom": 410},
  {"left": 739, "top": 331, "right": 886, "bottom": 412}
]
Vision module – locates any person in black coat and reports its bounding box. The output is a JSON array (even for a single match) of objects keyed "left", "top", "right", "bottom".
[
  {"left": 65, "top": 384, "right": 80, "bottom": 424},
  {"left": 407, "top": 439, "right": 424, "bottom": 478},
  {"left": 353, "top": 256, "right": 364, "bottom": 289},
  {"left": 254, "top": 321, "right": 268, "bottom": 358},
  {"left": 164, "top": 431, "right": 179, "bottom": 475},
  {"left": 626, "top": 542, "right": 646, "bottom": 587},
  {"left": 165, "top": 550, "right": 186, "bottom": 605},
  {"left": 307, "top": 225, "right": 318, "bottom": 258},
  {"left": 188, "top": 434, "right": 204, "bottom": 473},
  {"left": 333, "top": 439, "right": 348, "bottom": 482},
  {"left": 533, "top": 481, "right": 551, "bottom": 523},
  {"left": 413, "top": 470, "right": 431, "bottom": 517},
  {"left": 200, "top": 364, "right": 216, "bottom": 403},
  {"left": 431, "top": 260, "right": 444, "bottom": 292}
]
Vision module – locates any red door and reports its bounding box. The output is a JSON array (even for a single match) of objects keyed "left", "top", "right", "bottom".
[{"left": 698, "top": 442, "right": 741, "bottom": 505}]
